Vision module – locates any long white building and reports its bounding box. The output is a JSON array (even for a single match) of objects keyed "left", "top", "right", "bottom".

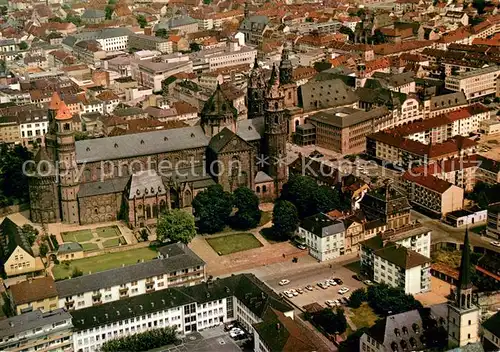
[
  {"left": 56, "top": 243, "right": 206, "bottom": 311},
  {"left": 70, "top": 273, "right": 295, "bottom": 352}
]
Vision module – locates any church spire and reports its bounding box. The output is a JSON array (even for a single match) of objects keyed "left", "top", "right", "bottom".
[
  {"left": 244, "top": 0, "right": 250, "bottom": 18},
  {"left": 458, "top": 227, "right": 472, "bottom": 291}
]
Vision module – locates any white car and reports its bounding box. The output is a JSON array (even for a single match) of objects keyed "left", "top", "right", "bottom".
[
  {"left": 338, "top": 287, "right": 350, "bottom": 295},
  {"left": 289, "top": 289, "right": 299, "bottom": 296},
  {"left": 363, "top": 280, "right": 373, "bottom": 286},
  {"left": 327, "top": 279, "right": 338, "bottom": 286},
  {"left": 325, "top": 300, "right": 336, "bottom": 307},
  {"left": 491, "top": 241, "right": 500, "bottom": 247},
  {"left": 296, "top": 288, "right": 304, "bottom": 294},
  {"left": 229, "top": 328, "right": 245, "bottom": 338},
  {"left": 279, "top": 279, "right": 290, "bottom": 286},
  {"left": 305, "top": 285, "right": 314, "bottom": 291}
]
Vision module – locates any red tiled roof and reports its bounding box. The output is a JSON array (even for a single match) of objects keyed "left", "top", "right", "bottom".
[{"left": 402, "top": 172, "right": 453, "bottom": 193}]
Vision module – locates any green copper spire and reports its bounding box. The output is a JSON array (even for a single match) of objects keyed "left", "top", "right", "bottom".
[{"left": 458, "top": 227, "right": 472, "bottom": 290}]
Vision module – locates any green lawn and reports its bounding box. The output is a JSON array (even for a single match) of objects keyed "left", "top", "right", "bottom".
[
  {"left": 95, "top": 226, "right": 121, "bottom": 238},
  {"left": 103, "top": 238, "right": 120, "bottom": 248},
  {"left": 62, "top": 229, "right": 93, "bottom": 243},
  {"left": 470, "top": 225, "right": 487, "bottom": 235},
  {"left": 81, "top": 243, "right": 99, "bottom": 251},
  {"left": 206, "top": 233, "right": 263, "bottom": 255},
  {"left": 259, "top": 211, "right": 273, "bottom": 227},
  {"left": 349, "top": 303, "right": 378, "bottom": 330},
  {"left": 52, "top": 247, "right": 157, "bottom": 280}
]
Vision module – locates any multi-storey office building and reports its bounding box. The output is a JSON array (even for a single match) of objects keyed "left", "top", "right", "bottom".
[
  {"left": 0, "top": 309, "right": 73, "bottom": 352},
  {"left": 445, "top": 65, "right": 500, "bottom": 100},
  {"left": 70, "top": 273, "right": 294, "bottom": 352},
  {"left": 56, "top": 243, "right": 206, "bottom": 311}
]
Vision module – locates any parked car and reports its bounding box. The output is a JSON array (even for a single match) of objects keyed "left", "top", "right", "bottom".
[
  {"left": 491, "top": 241, "right": 500, "bottom": 247},
  {"left": 327, "top": 279, "right": 338, "bottom": 286},
  {"left": 325, "top": 300, "right": 336, "bottom": 307},
  {"left": 338, "top": 287, "right": 350, "bottom": 295},
  {"left": 305, "top": 285, "right": 314, "bottom": 291},
  {"left": 363, "top": 280, "right": 373, "bottom": 286},
  {"left": 352, "top": 275, "right": 361, "bottom": 281},
  {"left": 296, "top": 288, "right": 304, "bottom": 294},
  {"left": 333, "top": 278, "right": 343, "bottom": 285},
  {"left": 279, "top": 279, "right": 290, "bottom": 286},
  {"left": 297, "top": 244, "right": 307, "bottom": 250},
  {"left": 230, "top": 328, "right": 245, "bottom": 338},
  {"left": 289, "top": 289, "right": 299, "bottom": 296}
]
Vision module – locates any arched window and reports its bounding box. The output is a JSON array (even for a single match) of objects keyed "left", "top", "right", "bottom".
[
  {"left": 262, "top": 185, "right": 267, "bottom": 193},
  {"left": 184, "top": 190, "right": 193, "bottom": 207},
  {"left": 256, "top": 186, "right": 261, "bottom": 193}
]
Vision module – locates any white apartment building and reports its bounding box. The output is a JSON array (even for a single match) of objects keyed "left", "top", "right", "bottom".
[
  {"left": 128, "top": 34, "right": 173, "bottom": 54},
  {"left": 395, "top": 97, "right": 422, "bottom": 126},
  {"left": 360, "top": 223, "right": 432, "bottom": 294},
  {"left": 445, "top": 65, "right": 500, "bottom": 100},
  {"left": 56, "top": 243, "right": 206, "bottom": 311},
  {"left": 132, "top": 57, "right": 193, "bottom": 92},
  {"left": 0, "top": 309, "right": 73, "bottom": 352},
  {"left": 298, "top": 213, "right": 346, "bottom": 261},
  {"left": 70, "top": 273, "right": 294, "bottom": 352},
  {"left": 94, "top": 28, "right": 131, "bottom": 52},
  {"left": 190, "top": 42, "right": 256, "bottom": 73},
  {"left": 80, "top": 100, "right": 104, "bottom": 115},
  {"left": 18, "top": 110, "right": 49, "bottom": 144}
]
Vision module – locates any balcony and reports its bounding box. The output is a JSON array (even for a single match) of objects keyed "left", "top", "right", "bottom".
[
  {"left": 119, "top": 287, "right": 128, "bottom": 294},
  {"left": 145, "top": 282, "right": 155, "bottom": 292},
  {"left": 64, "top": 300, "right": 74, "bottom": 309}
]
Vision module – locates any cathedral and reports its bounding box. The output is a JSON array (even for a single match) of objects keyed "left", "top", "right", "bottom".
[{"left": 28, "top": 52, "right": 298, "bottom": 227}]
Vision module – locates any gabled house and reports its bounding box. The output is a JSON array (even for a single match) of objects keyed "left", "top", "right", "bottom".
[{"left": 0, "top": 218, "right": 43, "bottom": 277}]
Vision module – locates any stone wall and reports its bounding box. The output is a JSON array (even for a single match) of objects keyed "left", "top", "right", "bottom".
[{"left": 78, "top": 192, "right": 122, "bottom": 225}]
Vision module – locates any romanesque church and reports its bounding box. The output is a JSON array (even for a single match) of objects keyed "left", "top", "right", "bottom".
[{"left": 28, "top": 52, "right": 297, "bottom": 227}]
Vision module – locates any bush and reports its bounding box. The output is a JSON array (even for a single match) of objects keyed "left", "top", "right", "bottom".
[
  {"left": 308, "top": 308, "right": 347, "bottom": 335},
  {"left": 71, "top": 267, "right": 83, "bottom": 278},
  {"left": 50, "top": 234, "right": 59, "bottom": 250},
  {"left": 39, "top": 243, "right": 49, "bottom": 257},
  {"left": 101, "top": 326, "right": 179, "bottom": 352},
  {"left": 366, "top": 284, "right": 422, "bottom": 316},
  {"left": 348, "top": 288, "right": 367, "bottom": 308}
]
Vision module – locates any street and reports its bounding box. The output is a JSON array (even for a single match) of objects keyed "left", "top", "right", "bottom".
[{"left": 411, "top": 210, "right": 500, "bottom": 252}]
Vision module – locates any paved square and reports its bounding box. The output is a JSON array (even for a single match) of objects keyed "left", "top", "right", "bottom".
[{"left": 160, "top": 329, "right": 242, "bottom": 352}]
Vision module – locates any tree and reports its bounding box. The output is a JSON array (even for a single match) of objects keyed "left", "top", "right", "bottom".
[
  {"left": 371, "top": 29, "right": 387, "bottom": 44},
  {"left": 21, "top": 224, "right": 39, "bottom": 246},
  {"left": 48, "top": 17, "right": 64, "bottom": 23},
  {"left": 155, "top": 28, "right": 169, "bottom": 38},
  {"left": 108, "top": 0, "right": 117, "bottom": 4},
  {"left": 494, "top": 97, "right": 500, "bottom": 103},
  {"left": 156, "top": 209, "right": 196, "bottom": 244},
  {"left": 305, "top": 17, "right": 313, "bottom": 22},
  {"left": 101, "top": 327, "right": 178, "bottom": 352},
  {"left": 136, "top": 14, "right": 147, "bottom": 28},
  {"left": 348, "top": 288, "right": 367, "bottom": 308},
  {"left": 484, "top": 98, "right": 492, "bottom": 104},
  {"left": 0, "top": 6, "right": 7, "bottom": 16},
  {"left": 39, "top": 243, "right": 49, "bottom": 257},
  {"left": 232, "top": 187, "right": 260, "bottom": 229},
  {"left": 203, "top": 0, "right": 212, "bottom": 4},
  {"left": 472, "top": 0, "right": 486, "bottom": 14},
  {"left": 310, "top": 308, "right": 347, "bottom": 335},
  {"left": 140, "top": 229, "right": 149, "bottom": 242},
  {"left": 189, "top": 42, "right": 201, "bottom": 52},
  {"left": 272, "top": 200, "right": 299, "bottom": 240},
  {"left": 0, "top": 144, "right": 33, "bottom": 204},
  {"left": 192, "top": 185, "right": 233, "bottom": 234},
  {"left": 339, "top": 26, "right": 355, "bottom": 41},
  {"left": 313, "top": 60, "right": 332, "bottom": 72},
  {"left": 105, "top": 6, "right": 113, "bottom": 20},
  {"left": 280, "top": 175, "right": 318, "bottom": 217},
  {"left": 72, "top": 267, "right": 83, "bottom": 278},
  {"left": 66, "top": 14, "right": 82, "bottom": 26},
  {"left": 366, "top": 284, "right": 422, "bottom": 316},
  {"left": 313, "top": 185, "right": 341, "bottom": 213},
  {"left": 18, "top": 41, "right": 28, "bottom": 50}
]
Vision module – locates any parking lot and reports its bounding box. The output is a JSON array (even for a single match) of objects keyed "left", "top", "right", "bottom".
[
  {"left": 158, "top": 327, "right": 246, "bottom": 352},
  {"left": 273, "top": 267, "right": 366, "bottom": 310}
]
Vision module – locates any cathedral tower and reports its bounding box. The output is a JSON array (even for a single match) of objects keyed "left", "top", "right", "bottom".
[
  {"left": 278, "top": 46, "right": 298, "bottom": 108},
  {"left": 447, "top": 228, "right": 480, "bottom": 348},
  {"left": 264, "top": 65, "right": 289, "bottom": 193},
  {"left": 247, "top": 58, "right": 266, "bottom": 119},
  {"left": 201, "top": 83, "right": 238, "bottom": 137},
  {"left": 53, "top": 99, "right": 80, "bottom": 224}
]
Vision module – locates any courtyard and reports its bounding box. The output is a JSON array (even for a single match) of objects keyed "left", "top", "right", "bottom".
[
  {"left": 52, "top": 247, "right": 158, "bottom": 280},
  {"left": 61, "top": 225, "right": 126, "bottom": 252},
  {"left": 206, "top": 233, "right": 263, "bottom": 255}
]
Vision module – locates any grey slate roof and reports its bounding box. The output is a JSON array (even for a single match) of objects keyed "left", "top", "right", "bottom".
[
  {"left": 300, "top": 213, "right": 345, "bottom": 238},
  {"left": 430, "top": 91, "right": 467, "bottom": 111},
  {"left": 209, "top": 128, "right": 239, "bottom": 153},
  {"left": 300, "top": 79, "right": 358, "bottom": 112},
  {"left": 62, "top": 36, "right": 77, "bottom": 48},
  {"left": 75, "top": 126, "right": 209, "bottom": 163},
  {"left": 371, "top": 71, "right": 415, "bottom": 88},
  {"left": 254, "top": 171, "right": 273, "bottom": 183},
  {"left": 236, "top": 116, "right": 264, "bottom": 142},
  {"left": 78, "top": 177, "right": 129, "bottom": 198},
  {"left": 0, "top": 309, "right": 71, "bottom": 339},
  {"left": 58, "top": 242, "right": 83, "bottom": 254},
  {"left": 55, "top": 243, "right": 205, "bottom": 298},
  {"left": 128, "top": 170, "right": 166, "bottom": 199},
  {"left": 308, "top": 106, "right": 389, "bottom": 128},
  {"left": 81, "top": 9, "right": 105, "bottom": 19}
]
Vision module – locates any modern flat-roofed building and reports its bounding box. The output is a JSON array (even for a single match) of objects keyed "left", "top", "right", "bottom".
[
  {"left": 129, "top": 34, "right": 173, "bottom": 54},
  {"left": 308, "top": 106, "right": 392, "bottom": 154},
  {"left": 132, "top": 58, "right": 193, "bottom": 92},
  {"left": 0, "top": 309, "right": 73, "bottom": 352},
  {"left": 56, "top": 243, "right": 206, "bottom": 311},
  {"left": 70, "top": 273, "right": 294, "bottom": 352},
  {"left": 445, "top": 65, "right": 500, "bottom": 100}
]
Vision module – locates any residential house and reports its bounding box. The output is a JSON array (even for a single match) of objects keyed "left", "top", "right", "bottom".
[
  {"left": 297, "top": 213, "right": 346, "bottom": 262},
  {"left": 360, "top": 222, "right": 432, "bottom": 294},
  {"left": 482, "top": 312, "right": 500, "bottom": 351},
  {"left": 0, "top": 116, "right": 20, "bottom": 144},
  {"left": 0, "top": 217, "right": 44, "bottom": 277},
  {"left": 9, "top": 276, "right": 59, "bottom": 315},
  {"left": 96, "top": 90, "right": 120, "bottom": 114}
]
